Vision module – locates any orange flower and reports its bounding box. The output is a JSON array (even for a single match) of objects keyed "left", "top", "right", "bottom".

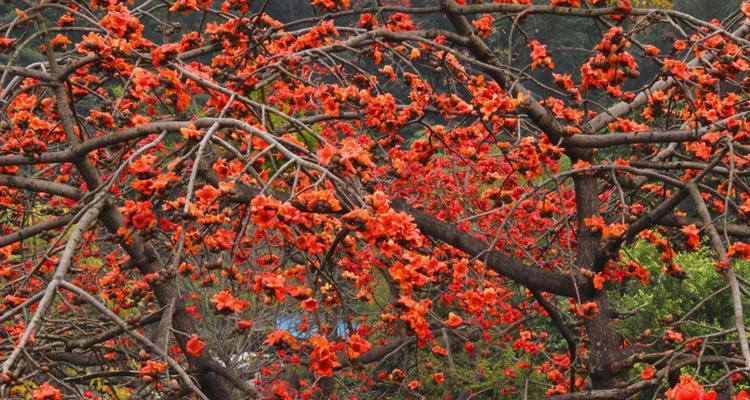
[
  {"left": 553, "top": 73, "right": 575, "bottom": 91},
  {"left": 387, "top": 13, "right": 414, "bottom": 32},
  {"left": 472, "top": 14, "right": 494, "bottom": 39},
  {"left": 32, "top": 382, "right": 61, "bottom": 400},
  {"left": 593, "top": 273, "right": 606, "bottom": 290},
  {"left": 211, "top": 289, "right": 248, "bottom": 314},
  {"left": 574, "top": 302, "right": 599, "bottom": 319},
  {"left": 381, "top": 65, "right": 396, "bottom": 81},
  {"left": 664, "top": 329, "right": 683, "bottom": 343},
  {"left": 50, "top": 34, "right": 72, "bottom": 50},
  {"left": 643, "top": 44, "right": 661, "bottom": 56},
  {"left": 254, "top": 272, "right": 287, "bottom": 301},
  {"left": 57, "top": 13, "right": 75, "bottom": 26},
  {"left": 572, "top": 159, "right": 591, "bottom": 170},
  {"left": 346, "top": 334, "right": 371, "bottom": 359},
  {"left": 186, "top": 334, "right": 205, "bottom": 357},
  {"left": 300, "top": 297, "right": 318, "bottom": 312},
  {"left": 602, "top": 223, "right": 627, "bottom": 240},
  {"left": 296, "top": 190, "right": 342, "bottom": 213},
  {"left": 139, "top": 360, "right": 167, "bottom": 378},
  {"left": 100, "top": 10, "right": 143, "bottom": 39},
  {"left": 317, "top": 144, "right": 338, "bottom": 165},
  {"left": 584, "top": 215, "right": 606, "bottom": 232},
  {"left": 129, "top": 68, "right": 158, "bottom": 99},
  {"left": 529, "top": 40, "right": 554, "bottom": 70},
  {"left": 663, "top": 59, "right": 690, "bottom": 81},
  {"left": 181, "top": 124, "right": 202, "bottom": 140},
  {"left": 432, "top": 345, "right": 448, "bottom": 356},
  {"left": 444, "top": 312, "right": 463, "bottom": 328},
  {"left": 309, "top": 335, "right": 341, "bottom": 377},
  {"left": 265, "top": 329, "right": 297, "bottom": 349},
  {"left": 398, "top": 296, "right": 433, "bottom": 340}
]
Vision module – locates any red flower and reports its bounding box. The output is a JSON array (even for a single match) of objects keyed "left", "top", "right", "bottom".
[
  {"left": 728, "top": 242, "right": 750, "bottom": 259},
  {"left": 170, "top": 0, "right": 199, "bottom": 12},
  {"left": 663, "top": 60, "right": 690, "bottom": 81},
  {"left": 99, "top": 9, "right": 143, "bottom": 39},
  {"left": 666, "top": 375, "right": 717, "bottom": 400},
  {"left": 674, "top": 40, "right": 688, "bottom": 52},
  {"left": 311, "top": 0, "right": 350, "bottom": 11},
  {"left": 551, "top": 0, "right": 581, "bottom": 6},
  {"left": 317, "top": 144, "right": 338, "bottom": 165},
  {"left": 120, "top": 200, "right": 156, "bottom": 230},
  {"left": 553, "top": 73, "right": 575, "bottom": 91},
  {"left": 195, "top": 185, "right": 221, "bottom": 207},
  {"left": 295, "top": 190, "right": 342, "bottom": 213},
  {"left": 641, "top": 365, "right": 655, "bottom": 380},
  {"left": 681, "top": 224, "right": 701, "bottom": 250},
  {"left": 237, "top": 320, "right": 254, "bottom": 330},
  {"left": 186, "top": 334, "right": 205, "bottom": 357},
  {"left": 0, "top": 38, "right": 16, "bottom": 53},
  {"left": 250, "top": 194, "right": 281, "bottom": 230}
]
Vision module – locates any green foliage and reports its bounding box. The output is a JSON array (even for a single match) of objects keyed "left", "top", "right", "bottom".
[
  {"left": 410, "top": 347, "right": 546, "bottom": 399},
  {"left": 612, "top": 241, "right": 750, "bottom": 340}
]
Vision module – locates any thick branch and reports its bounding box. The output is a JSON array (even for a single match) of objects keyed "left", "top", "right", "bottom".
[
  {"left": 659, "top": 214, "right": 750, "bottom": 238},
  {"left": 687, "top": 183, "right": 750, "bottom": 368},
  {"left": 391, "top": 199, "right": 589, "bottom": 297},
  {"left": 0, "top": 175, "right": 85, "bottom": 199},
  {"left": 0, "top": 216, "right": 74, "bottom": 248},
  {"left": 1, "top": 196, "right": 105, "bottom": 373},
  {"left": 209, "top": 171, "right": 587, "bottom": 297}
]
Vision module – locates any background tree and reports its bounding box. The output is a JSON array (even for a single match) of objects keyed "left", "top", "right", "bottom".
[{"left": 2, "top": 0, "right": 750, "bottom": 399}]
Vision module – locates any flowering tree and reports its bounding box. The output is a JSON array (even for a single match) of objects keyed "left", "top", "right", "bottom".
[{"left": 2, "top": 0, "right": 750, "bottom": 398}]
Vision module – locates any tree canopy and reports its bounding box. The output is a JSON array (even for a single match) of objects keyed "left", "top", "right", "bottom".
[{"left": 2, "top": 0, "right": 750, "bottom": 399}]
